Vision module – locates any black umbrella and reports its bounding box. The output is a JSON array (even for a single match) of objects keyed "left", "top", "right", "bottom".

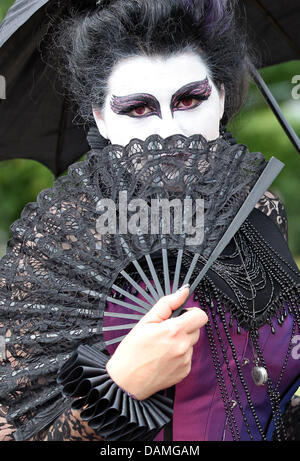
[
  {"left": 0, "top": 0, "right": 97, "bottom": 176},
  {"left": 0, "top": 0, "right": 299, "bottom": 177},
  {"left": 240, "top": 0, "right": 300, "bottom": 158}
]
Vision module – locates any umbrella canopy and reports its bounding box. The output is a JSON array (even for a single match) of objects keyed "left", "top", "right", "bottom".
[
  {"left": 0, "top": 0, "right": 97, "bottom": 176},
  {"left": 0, "top": 0, "right": 299, "bottom": 176},
  {"left": 241, "top": 0, "right": 300, "bottom": 67}
]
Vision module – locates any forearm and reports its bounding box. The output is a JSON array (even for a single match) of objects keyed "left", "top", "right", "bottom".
[
  {"left": 29, "top": 408, "right": 105, "bottom": 441},
  {"left": 0, "top": 405, "right": 15, "bottom": 441},
  {"left": 1, "top": 401, "right": 105, "bottom": 441}
]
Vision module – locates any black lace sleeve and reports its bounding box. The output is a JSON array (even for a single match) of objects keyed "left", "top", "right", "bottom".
[
  {"left": 255, "top": 190, "right": 288, "bottom": 242},
  {"left": 29, "top": 407, "right": 106, "bottom": 441},
  {"left": 0, "top": 404, "right": 15, "bottom": 441},
  {"left": 0, "top": 402, "right": 105, "bottom": 441},
  {"left": 56, "top": 344, "right": 173, "bottom": 441},
  {"left": 279, "top": 396, "right": 300, "bottom": 441}
]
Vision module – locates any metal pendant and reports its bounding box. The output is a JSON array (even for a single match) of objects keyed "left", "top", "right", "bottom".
[{"left": 251, "top": 365, "right": 268, "bottom": 386}]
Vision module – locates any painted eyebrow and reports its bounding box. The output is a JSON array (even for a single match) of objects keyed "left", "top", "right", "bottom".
[
  {"left": 170, "top": 77, "right": 212, "bottom": 109},
  {"left": 110, "top": 93, "right": 161, "bottom": 118}
]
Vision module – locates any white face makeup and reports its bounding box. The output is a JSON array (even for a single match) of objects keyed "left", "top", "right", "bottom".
[{"left": 93, "top": 52, "right": 225, "bottom": 146}]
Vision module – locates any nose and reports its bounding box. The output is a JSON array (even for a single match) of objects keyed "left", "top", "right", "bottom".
[{"left": 154, "top": 114, "right": 186, "bottom": 139}]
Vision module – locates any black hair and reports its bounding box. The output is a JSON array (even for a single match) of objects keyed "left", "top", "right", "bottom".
[{"left": 43, "top": 0, "right": 261, "bottom": 127}]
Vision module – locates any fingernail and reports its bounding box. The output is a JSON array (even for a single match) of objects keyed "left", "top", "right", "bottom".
[{"left": 177, "top": 283, "right": 190, "bottom": 292}]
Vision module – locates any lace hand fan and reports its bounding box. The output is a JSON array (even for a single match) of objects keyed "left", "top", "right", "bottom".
[{"left": 0, "top": 133, "right": 284, "bottom": 441}]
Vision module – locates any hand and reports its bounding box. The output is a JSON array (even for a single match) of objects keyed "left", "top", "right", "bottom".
[{"left": 106, "top": 286, "right": 208, "bottom": 400}]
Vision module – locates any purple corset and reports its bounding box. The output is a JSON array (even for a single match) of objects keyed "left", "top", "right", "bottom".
[{"left": 103, "top": 285, "right": 300, "bottom": 441}]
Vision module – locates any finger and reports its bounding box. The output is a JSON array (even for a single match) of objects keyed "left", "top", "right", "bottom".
[
  {"left": 187, "top": 346, "right": 194, "bottom": 362},
  {"left": 171, "top": 307, "right": 208, "bottom": 334},
  {"left": 183, "top": 347, "right": 194, "bottom": 372},
  {"left": 188, "top": 328, "right": 200, "bottom": 346},
  {"left": 140, "top": 286, "right": 190, "bottom": 324}
]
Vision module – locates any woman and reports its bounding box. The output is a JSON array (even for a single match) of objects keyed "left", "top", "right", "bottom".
[{"left": 0, "top": 0, "right": 299, "bottom": 441}]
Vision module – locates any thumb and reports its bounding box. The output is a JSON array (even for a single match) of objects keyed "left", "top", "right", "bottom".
[{"left": 140, "top": 285, "right": 190, "bottom": 324}]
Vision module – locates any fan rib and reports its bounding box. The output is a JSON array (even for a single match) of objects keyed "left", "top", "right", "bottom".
[
  {"left": 182, "top": 253, "right": 200, "bottom": 286},
  {"left": 120, "top": 270, "right": 156, "bottom": 305},
  {"left": 104, "top": 312, "right": 143, "bottom": 320},
  {"left": 162, "top": 247, "right": 171, "bottom": 295},
  {"left": 105, "top": 335, "right": 127, "bottom": 346},
  {"left": 102, "top": 323, "right": 137, "bottom": 331},
  {"left": 111, "top": 283, "right": 152, "bottom": 310},
  {"left": 172, "top": 248, "right": 183, "bottom": 293},
  {"left": 131, "top": 260, "right": 159, "bottom": 301},
  {"left": 106, "top": 296, "right": 148, "bottom": 314},
  {"left": 120, "top": 237, "right": 159, "bottom": 301},
  {"left": 145, "top": 254, "right": 164, "bottom": 298}
]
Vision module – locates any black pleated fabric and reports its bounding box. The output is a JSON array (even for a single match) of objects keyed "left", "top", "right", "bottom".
[{"left": 57, "top": 344, "right": 173, "bottom": 441}]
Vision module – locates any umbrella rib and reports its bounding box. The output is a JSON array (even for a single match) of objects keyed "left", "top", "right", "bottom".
[
  {"left": 251, "top": 0, "right": 300, "bottom": 57},
  {"left": 248, "top": 59, "right": 300, "bottom": 156}
]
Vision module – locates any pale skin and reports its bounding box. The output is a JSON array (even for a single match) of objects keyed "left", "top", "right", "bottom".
[
  {"left": 93, "top": 52, "right": 225, "bottom": 145},
  {"left": 0, "top": 51, "right": 275, "bottom": 440},
  {"left": 106, "top": 286, "right": 208, "bottom": 400},
  {"left": 93, "top": 51, "right": 223, "bottom": 399},
  {"left": 1, "top": 53, "right": 215, "bottom": 440},
  {"left": 93, "top": 52, "right": 279, "bottom": 401},
  {"left": 0, "top": 287, "right": 207, "bottom": 440}
]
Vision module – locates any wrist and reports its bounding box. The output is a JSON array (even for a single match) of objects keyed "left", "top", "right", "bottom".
[
  {"left": 57, "top": 344, "right": 173, "bottom": 441},
  {"left": 106, "top": 357, "right": 146, "bottom": 400}
]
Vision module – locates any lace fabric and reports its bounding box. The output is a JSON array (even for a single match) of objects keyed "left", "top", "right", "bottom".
[
  {"left": 255, "top": 190, "right": 288, "bottom": 242},
  {"left": 0, "top": 132, "right": 298, "bottom": 440}
]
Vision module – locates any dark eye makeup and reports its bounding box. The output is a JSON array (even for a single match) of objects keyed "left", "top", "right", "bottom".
[
  {"left": 110, "top": 77, "right": 212, "bottom": 118},
  {"left": 110, "top": 93, "right": 161, "bottom": 118},
  {"left": 170, "top": 77, "right": 212, "bottom": 113}
]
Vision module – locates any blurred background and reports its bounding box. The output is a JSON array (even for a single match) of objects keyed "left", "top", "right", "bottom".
[{"left": 0, "top": 0, "right": 299, "bottom": 264}]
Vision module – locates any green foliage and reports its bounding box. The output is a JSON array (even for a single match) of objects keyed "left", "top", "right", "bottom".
[
  {"left": 0, "top": 0, "right": 13, "bottom": 21},
  {"left": 228, "top": 61, "right": 300, "bottom": 257},
  {"left": 0, "top": 159, "right": 54, "bottom": 257}
]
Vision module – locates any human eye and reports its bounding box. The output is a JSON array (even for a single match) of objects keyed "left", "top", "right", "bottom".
[
  {"left": 110, "top": 94, "right": 159, "bottom": 118},
  {"left": 175, "top": 96, "right": 203, "bottom": 110},
  {"left": 128, "top": 105, "right": 152, "bottom": 117}
]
